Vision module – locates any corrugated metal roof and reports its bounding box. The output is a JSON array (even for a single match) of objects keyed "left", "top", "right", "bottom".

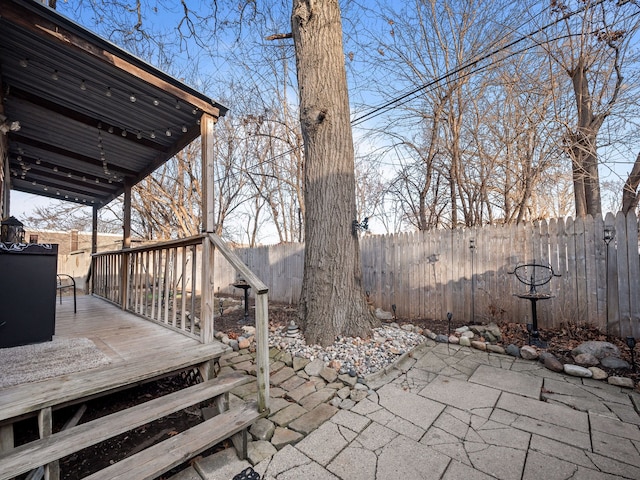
[{"left": 1, "top": 0, "right": 227, "bottom": 207}]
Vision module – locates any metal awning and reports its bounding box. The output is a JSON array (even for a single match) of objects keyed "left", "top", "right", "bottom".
[{"left": 0, "top": 0, "right": 227, "bottom": 207}]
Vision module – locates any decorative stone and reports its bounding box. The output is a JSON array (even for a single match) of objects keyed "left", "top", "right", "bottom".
[
  {"left": 461, "top": 331, "right": 475, "bottom": 339},
  {"left": 292, "top": 356, "right": 310, "bottom": 372},
  {"left": 338, "top": 373, "right": 357, "bottom": 387},
  {"left": 520, "top": 345, "right": 539, "bottom": 360},
  {"left": 483, "top": 332, "right": 497, "bottom": 343},
  {"left": 327, "top": 359, "right": 342, "bottom": 371},
  {"left": 229, "top": 339, "right": 239, "bottom": 351},
  {"left": 608, "top": 376, "right": 635, "bottom": 388},
  {"left": 401, "top": 324, "right": 414, "bottom": 331},
  {"left": 543, "top": 354, "right": 564, "bottom": 372},
  {"left": 425, "top": 330, "right": 437, "bottom": 340},
  {"left": 572, "top": 341, "right": 620, "bottom": 360},
  {"left": 246, "top": 440, "right": 277, "bottom": 465},
  {"left": 337, "top": 386, "right": 351, "bottom": 399},
  {"left": 574, "top": 353, "right": 599, "bottom": 366},
  {"left": 448, "top": 335, "right": 459, "bottom": 344},
  {"left": 505, "top": 344, "right": 521, "bottom": 357},
  {"left": 600, "top": 356, "right": 630, "bottom": 370},
  {"left": 249, "top": 418, "right": 275, "bottom": 441},
  {"left": 238, "top": 336, "right": 251, "bottom": 350},
  {"left": 589, "top": 367, "right": 608, "bottom": 380},
  {"left": 471, "top": 340, "right": 486, "bottom": 351},
  {"left": 563, "top": 364, "right": 593, "bottom": 378},
  {"left": 304, "top": 358, "right": 325, "bottom": 377},
  {"left": 339, "top": 399, "right": 356, "bottom": 410},
  {"left": 455, "top": 326, "right": 470, "bottom": 334},
  {"left": 459, "top": 336, "right": 471, "bottom": 347},
  {"left": 320, "top": 366, "right": 338, "bottom": 383},
  {"left": 486, "top": 344, "right": 505, "bottom": 354},
  {"left": 375, "top": 308, "right": 394, "bottom": 321},
  {"left": 435, "top": 334, "right": 449, "bottom": 343},
  {"left": 330, "top": 397, "right": 342, "bottom": 408},
  {"left": 486, "top": 323, "right": 502, "bottom": 339},
  {"left": 286, "top": 320, "right": 300, "bottom": 338}
]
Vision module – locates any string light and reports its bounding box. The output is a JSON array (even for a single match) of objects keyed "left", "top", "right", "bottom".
[
  {"left": 165, "top": 128, "right": 172, "bottom": 137},
  {"left": 19, "top": 58, "right": 28, "bottom": 68},
  {"left": 153, "top": 98, "right": 160, "bottom": 106},
  {"left": 51, "top": 70, "right": 59, "bottom": 80},
  {"left": 105, "top": 87, "right": 112, "bottom": 97},
  {"left": 80, "top": 80, "right": 87, "bottom": 90},
  {"left": 181, "top": 125, "right": 188, "bottom": 133},
  {"left": 150, "top": 131, "right": 156, "bottom": 139},
  {"left": 129, "top": 93, "right": 137, "bottom": 102}
]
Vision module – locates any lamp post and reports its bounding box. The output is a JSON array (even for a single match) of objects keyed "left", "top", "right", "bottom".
[
  {"left": 603, "top": 226, "right": 615, "bottom": 337},
  {"left": 626, "top": 336, "right": 636, "bottom": 372}
]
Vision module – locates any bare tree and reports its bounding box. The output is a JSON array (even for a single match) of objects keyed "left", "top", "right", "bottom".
[
  {"left": 292, "top": 0, "right": 378, "bottom": 346},
  {"left": 535, "top": 0, "right": 640, "bottom": 216}
]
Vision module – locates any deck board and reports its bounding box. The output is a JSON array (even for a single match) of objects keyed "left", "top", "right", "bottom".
[{"left": 0, "top": 294, "right": 229, "bottom": 424}]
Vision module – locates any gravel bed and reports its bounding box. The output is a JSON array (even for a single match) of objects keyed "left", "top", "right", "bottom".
[{"left": 268, "top": 324, "right": 426, "bottom": 377}]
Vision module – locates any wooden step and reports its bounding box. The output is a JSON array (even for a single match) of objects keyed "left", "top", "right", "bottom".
[
  {"left": 0, "top": 341, "right": 230, "bottom": 424},
  {"left": 83, "top": 400, "right": 264, "bottom": 480},
  {"left": 0, "top": 373, "right": 251, "bottom": 480}
]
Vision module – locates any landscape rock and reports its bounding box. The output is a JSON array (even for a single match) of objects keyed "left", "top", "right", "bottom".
[
  {"left": 459, "top": 336, "right": 471, "bottom": 347},
  {"left": 574, "top": 353, "right": 599, "bottom": 366},
  {"left": 455, "top": 326, "right": 469, "bottom": 334},
  {"left": 600, "top": 356, "right": 630, "bottom": 370},
  {"left": 249, "top": 418, "right": 276, "bottom": 441},
  {"left": 572, "top": 341, "right": 620, "bottom": 360},
  {"left": 304, "top": 358, "right": 325, "bottom": 377},
  {"left": 292, "top": 356, "right": 310, "bottom": 372},
  {"left": 350, "top": 388, "right": 368, "bottom": 402},
  {"left": 375, "top": 308, "right": 394, "bottom": 321},
  {"left": 563, "top": 364, "right": 593, "bottom": 378},
  {"left": 461, "top": 331, "right": 475, "bottom": 339},
  {"left": 471, "top": 340, "right": 486, "bottom": 351},
  {"left": 246, "top": 440, "right": 277, "bottom": 465},
  {"left": 486, "top": 344, "right": 505, "bottom": 354},
  {"left": 520, "top": 345, "right": 538, "bottom": 360},
  {"left": 543, "top": 354, "right": 564, "bottom": 372},
  {"left": 320, "top": 366, "right": 338, "bottom": 383},
  {"left": 238, "top": 337, "right": 251, "bottom": 350},
  {"left": 435, "top": 334, "right": 449, "bottom": 343},
  {"left": 589, "top": 367, "right": 608, "bottom": 380},
  {"left": 505, "top": 344, "right": 521, "bottom": 357},
  {"left": 448, "top": 335, "right": 459, "bottom": 344}
]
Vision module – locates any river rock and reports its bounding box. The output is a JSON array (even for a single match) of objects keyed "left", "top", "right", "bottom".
[
  {"left": 448, "top": 335, "right": 460, "bottom": 344},
  {"left": 505, "top": 344, "right": 521, "bottom": 357},
  {"left": 486, "top": 344, "right": 505, "bottom": 354},
  {"left": 589, "top": 367, "right": 608, "bottom": 380},
  {"left": 574, "top": 353, "right": 599, "bottom": 366},
  {"left": 520, "top": 345, "right": 538, "bottom": 360},
  {"left": 572, "top": 341, "right": 620, "bottom": 360},
  {"left": 600, "top": 356, "right": 630, "bottom": 370},
  {"left": 543, "top": 354, "right": 564, "bottom": 372},
  {"left": 435, "top": 334, "right": 449, "bottom": 343},
  {"left": 563, "top": 364, "right": 593, "bottom": 378},
  {"left": 455, "top": 326, "right": 470, "bottom": 334},
  {"left": 459, "top": 336, "right": 471, "bottom": 347},
  {"left": 375, "top": 308, "right": 394, "bottom": 321},
  {"left": 461, "top": 331, "right": 475, "bottom": 339},
  {"left": 471, "top": 340, "right": 487, "bottom": 351}
]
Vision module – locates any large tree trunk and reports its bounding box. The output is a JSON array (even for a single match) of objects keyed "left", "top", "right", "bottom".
[
  {"left": 292, "top": 0, "right": 378, "bottom": 346},
  {"left": 622, "top": 152, "right": 640, "bottom": 214}
]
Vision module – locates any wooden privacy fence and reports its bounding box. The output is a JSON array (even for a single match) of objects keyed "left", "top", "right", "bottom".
[{"left": 219, "top": 212, "right": 639, "bottom": 338}]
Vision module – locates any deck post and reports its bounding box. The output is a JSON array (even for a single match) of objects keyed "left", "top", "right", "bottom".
[
  {"left": 200, "top": 113, "right": 217, "bottom": 343},
  {"left": 38, "top": 407, "right": 59, "bottom": 480},
  {"left": 255, "top": 292, "right": 270, "bottom": 413},
  {"left": 120, "top": 180, "right": 132, "bottom": 310}
]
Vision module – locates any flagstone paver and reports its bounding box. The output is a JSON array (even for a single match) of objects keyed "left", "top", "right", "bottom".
[{"left": 170, "top": 332, "right": 640, "bottom": 480}]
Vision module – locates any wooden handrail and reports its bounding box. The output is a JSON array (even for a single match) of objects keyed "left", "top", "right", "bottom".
[
  {"left": 91, "top": 234, "right": 206, "bottom": 257},
  {"left": 207, "top": 233, "right": 268, "bottom": 293}
]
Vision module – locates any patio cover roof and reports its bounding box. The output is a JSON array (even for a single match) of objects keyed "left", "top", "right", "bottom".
[{"left": 0, "top": 0, "right": 227, "bottom": 208}]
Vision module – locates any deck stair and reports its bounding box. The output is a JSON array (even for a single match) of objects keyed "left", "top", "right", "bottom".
[{"left": 0, "top": 372, "right": 264, "bottom": 480}]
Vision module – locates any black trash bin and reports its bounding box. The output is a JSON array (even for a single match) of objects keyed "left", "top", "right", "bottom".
[{"left": 0, "top": 242, "right": 59, "bottom": 348}]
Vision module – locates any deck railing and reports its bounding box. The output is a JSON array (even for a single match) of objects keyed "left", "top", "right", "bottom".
[{"left": 92, "top": 233, "right": 270, "bottom": 412}]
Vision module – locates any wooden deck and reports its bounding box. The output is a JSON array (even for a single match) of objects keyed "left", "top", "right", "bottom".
[{"left": 0, "top": 293, "right": 229, "bottom": 426}]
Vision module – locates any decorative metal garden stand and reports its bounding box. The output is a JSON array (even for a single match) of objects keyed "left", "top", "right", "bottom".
[{"left": 510, "top": 263, "right": 560, "bottom": 348}]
